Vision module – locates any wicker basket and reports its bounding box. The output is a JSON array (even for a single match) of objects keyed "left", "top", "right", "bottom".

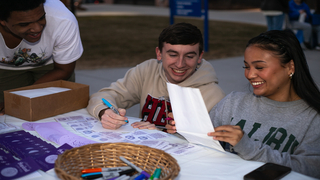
[{"left": 55, "top": 143, "right": 180, "bottom": 180}]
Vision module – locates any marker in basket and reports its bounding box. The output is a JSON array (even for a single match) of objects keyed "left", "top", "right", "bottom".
[
  {"left": 102, "top": 98, "right": 128, "bottom": 123},
  {"left": 119, "top": 156, "right": 150, "bottom": 178},
  {"left": 134, "top": 173, "right": 146, "bottom": 180},
  {"left": 152, "top": 168, "right": 162, "bottom": 180},
  {"left": 147, "top": 169, "right": 157, "bottom": 180},
  {"left": 82, "top": 166, "right": 132, "bottom": 174},
  {"left": 81, "top": 169, "right": 135, "bottom": 179},
  {"left": 128, "top": 173, "right": 140, "bottom": 180},
  {"left": 110, "top": 174, "right": 130, "bottom": 180}
]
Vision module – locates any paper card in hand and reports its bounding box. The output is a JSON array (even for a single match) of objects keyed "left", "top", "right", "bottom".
[{"left": 167, "top": 83, "right": 224, "bottom": 152}]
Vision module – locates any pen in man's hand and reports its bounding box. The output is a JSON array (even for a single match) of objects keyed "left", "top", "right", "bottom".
[
  {"left": 102, "top": 98, "right": 120, "bottom": 115},
  {"left": 102, "top": 98, "right": 128, "bottom": 123}
]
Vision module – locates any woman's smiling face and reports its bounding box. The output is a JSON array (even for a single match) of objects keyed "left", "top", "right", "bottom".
[{"left": 244, "top": 45, "right": 295, "bottom": 102}]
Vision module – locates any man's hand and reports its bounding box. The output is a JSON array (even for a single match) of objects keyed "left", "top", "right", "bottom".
[
  {"left": 131, "top": 121, "right": 157, "bottom": 130},
  {"left": 165, "top": 113, "right": 176, "bottom": 134},
  {"left": 207, "top": 125, "right": 243, "bottom": 146},
  {"left": 100, "top": 108, "right": 128, "bottom": 130}
]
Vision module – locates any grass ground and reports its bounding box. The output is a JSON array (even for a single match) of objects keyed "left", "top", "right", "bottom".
[{"left": 76, "top": 16, "right": 266, "bottom": 69}]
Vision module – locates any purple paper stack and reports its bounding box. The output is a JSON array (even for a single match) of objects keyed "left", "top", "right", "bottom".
[{"left": 0, "top": 130, "right": 73, "bottom": 179}]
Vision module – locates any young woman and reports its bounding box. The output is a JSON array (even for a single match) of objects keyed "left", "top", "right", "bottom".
[
  {"left": 207, "top": 30, "right": 320, "bottom": 178},
  {"left": 166, "top": 30, "right": 320, "bottom": 178}
]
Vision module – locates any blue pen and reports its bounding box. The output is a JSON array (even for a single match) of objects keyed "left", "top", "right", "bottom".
[
  {"left": 82, "top": 172, "right": 101, "bottom": 178},
  {"left": 102, "top": 98, "right": 128, "bottom": 123}
]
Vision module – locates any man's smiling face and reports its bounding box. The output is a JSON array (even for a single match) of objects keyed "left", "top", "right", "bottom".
[{"left": 156, "top": 42, "right": 203, "bottom": 84}]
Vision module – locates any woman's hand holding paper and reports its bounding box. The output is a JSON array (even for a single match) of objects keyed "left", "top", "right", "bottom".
[{"left": 207, "top": 125, "right": 244, "bottom": 146}]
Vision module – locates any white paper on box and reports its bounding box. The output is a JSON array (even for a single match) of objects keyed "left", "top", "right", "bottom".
[{"left": 10, "top": 87, "right": 71, "bottom": 98}]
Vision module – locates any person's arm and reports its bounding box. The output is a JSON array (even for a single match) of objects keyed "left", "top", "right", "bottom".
[
  {"left": 288, "top": 1, "right": 301, "bottom": 20},
  {"left": 208, "top": 125, "right": 244, "bottom": 147},
  {"left": 303, "top": 3, "right": 313, "bottom": 22},
  {"left": 208, "top": 95, "right": 320, "bottom": 178},
  {"left": 233, "top": 122, "right": 320, "bottom": 178},
  {"left": 40, "top": 8, "right": 83, "bottom": 84},
  {"left": 207, "top": 96, "right": 244, "bottom": 149},
  {"left": 34, "top": 61, "right": 76, "bottom": 84},
  {"left": 0, "top": 62, "right": 75, "bottom": 115},
  {"left": 87, "top": 66, "right": 143, "bottom": 129},
  {"left": 87, "top": 62, "right": 146, "bottom": 122}
]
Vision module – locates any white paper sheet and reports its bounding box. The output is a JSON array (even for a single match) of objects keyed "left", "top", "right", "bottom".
[
  {"left": 167, "top": 83, "right": 225, "bottom": 152},
  {"left": 0, "top": 122, "right": 21, "bottom": 134},
  {"left": 10, "top": 87, "right": 71, "bottom": 98}
]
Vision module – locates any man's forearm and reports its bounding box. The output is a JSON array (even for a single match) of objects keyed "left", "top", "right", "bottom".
[
  {"left": 34, "top": 69, "right": 72, "bottom": 84},
  {"left": 34, "top": 62, "right": 76, "bottom": 84}
]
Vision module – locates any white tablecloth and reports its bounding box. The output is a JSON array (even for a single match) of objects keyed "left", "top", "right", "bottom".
[{"left": 1, "top": 109, "right": 317, "bottom": 180}]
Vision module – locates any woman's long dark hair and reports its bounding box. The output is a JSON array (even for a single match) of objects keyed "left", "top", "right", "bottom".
[{"left": 247, "top": 30, "right": 320, "bottom": 113}]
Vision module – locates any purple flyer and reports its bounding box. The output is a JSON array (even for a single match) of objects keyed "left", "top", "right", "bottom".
[
  {"left": 0, "top": 157, "right": 40, "bottom": 180},
  {"left": 0, "top": 130, "right": 56, "bottom": 159},
  {"left": 22, "top": 122, "right": 97, "bottom": 147},
  {"left": 0, "top": 150, "right": 17, "bottom": 167},
  {"left": 32, "top": 143, "right": 73, "bottom": 171}
]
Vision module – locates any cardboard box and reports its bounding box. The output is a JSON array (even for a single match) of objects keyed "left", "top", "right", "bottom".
[{"left": 4, "top": 80, "right": 89, "bottom": 121}]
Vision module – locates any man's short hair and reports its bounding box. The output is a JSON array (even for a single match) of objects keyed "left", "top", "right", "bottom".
[
  {"left": 158, "top": 22, "right": 204, "bottom": 53},
  {"left": 0, "top": 0, "right": 46, "bottom": 21}
]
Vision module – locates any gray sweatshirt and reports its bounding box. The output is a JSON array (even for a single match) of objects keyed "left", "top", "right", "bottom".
[{"left": 209, "top": 91, "right": 320, "bottom": 179}]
